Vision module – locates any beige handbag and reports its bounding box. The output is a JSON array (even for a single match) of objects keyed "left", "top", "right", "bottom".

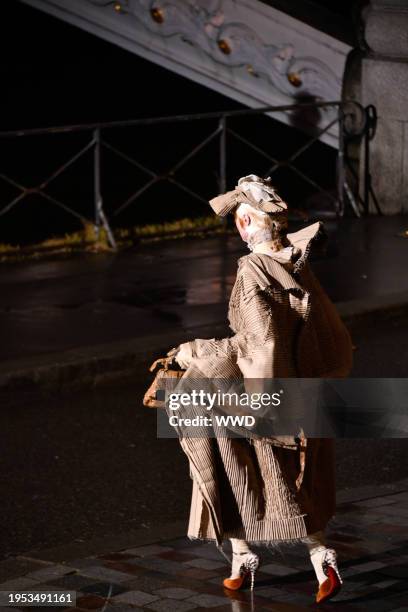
[{"left": 143, "top": 357, "right": 185, "bottom": 409}]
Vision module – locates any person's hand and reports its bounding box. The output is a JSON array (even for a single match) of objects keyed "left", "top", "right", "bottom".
[{"left": 167, "top": 342, "right": 193, "bottom": 369}]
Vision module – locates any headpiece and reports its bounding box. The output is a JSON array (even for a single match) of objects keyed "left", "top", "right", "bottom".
[{"left": 209, "top": 174, "right": 288, "bottom": 218}]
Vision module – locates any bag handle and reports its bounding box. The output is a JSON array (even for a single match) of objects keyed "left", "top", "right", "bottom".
[{"left": 149, "top": 356, "right": 175, "bottom": 372}]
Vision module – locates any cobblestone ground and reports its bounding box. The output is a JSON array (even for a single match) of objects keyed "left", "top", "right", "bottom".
[{"left": 1, "top": 486, "right": 408, "bottom": 611}]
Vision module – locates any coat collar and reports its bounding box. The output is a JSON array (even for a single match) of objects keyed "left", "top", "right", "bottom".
[
  {"left": 286, "top": 221, "right": 323, "bottom": 272},
  {"left": 240, "top": 222, "right": 324, "bottom": 295},
  {"left": 252, "top": 221, "right": 323, "bottom": 273}
]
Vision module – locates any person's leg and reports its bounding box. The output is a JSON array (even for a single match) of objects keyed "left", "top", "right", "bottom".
[
  {"left": 230, "top": 538, "right": 253, "bottom": 578},
  {"left": 223, "top": 539, "right": 259, "bottom": 590},
  {"left": 303, "top": 530, "right": 342, "bottom": 603},
  {"left": 303, "top": 530, "right": 329, "bottom": 585}
]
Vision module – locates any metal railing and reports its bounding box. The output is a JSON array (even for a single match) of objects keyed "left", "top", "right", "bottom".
[{"left": 0, "top": 100, "right": 376, "bottom": 249}]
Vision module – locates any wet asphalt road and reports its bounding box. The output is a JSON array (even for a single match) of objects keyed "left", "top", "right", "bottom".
[
  {"left": 1, "top": 306, "right": 408, "bottom": 560},
  {"left": 2, "top": 215, "right": 408, "bottom": 363},
  {"left": 1, "top": 215, "right": 407, "bottom": 559}
]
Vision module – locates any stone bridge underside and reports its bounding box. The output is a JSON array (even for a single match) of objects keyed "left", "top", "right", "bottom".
[{"left": 20, "top": 0, "right": 351, "bottom": 148}]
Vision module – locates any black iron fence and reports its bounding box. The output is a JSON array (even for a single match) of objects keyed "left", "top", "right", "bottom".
[{"left": 0, "top": 100, "right": 377, "bottom": 249}]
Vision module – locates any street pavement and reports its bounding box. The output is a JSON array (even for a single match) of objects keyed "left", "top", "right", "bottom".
[
  {"left": 1, "top": 479, "right": 408, "bottom": 611},
  {"left": 0, "top": 214, "right": 408, "bottom": 611},
  {"left": 1, "top": 303, "right": 408, "bottom": 561},
  {"left": 1, "top": 215, "right": 408, "bottom": 390}
]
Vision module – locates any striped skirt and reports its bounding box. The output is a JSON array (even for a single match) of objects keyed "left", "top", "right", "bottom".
[{"left": 182, "top": 436, "right": 335, "bottom": 545}]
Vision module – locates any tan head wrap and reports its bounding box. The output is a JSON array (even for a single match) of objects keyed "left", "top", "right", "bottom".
[{"left": 209, "top": 174, "right": 288, "bottom": 218}]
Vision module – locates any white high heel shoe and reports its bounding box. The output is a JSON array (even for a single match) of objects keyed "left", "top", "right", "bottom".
[
  {"left": 223, "top": 551, "right": 260, "bottom": 591},
  {"left": 311, "top": 548, "right": 343, "bottom": 604}
]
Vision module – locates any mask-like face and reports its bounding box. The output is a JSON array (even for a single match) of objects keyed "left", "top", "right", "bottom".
[{"left": 234, "top": 209, "right": 251, "bottom": 242}]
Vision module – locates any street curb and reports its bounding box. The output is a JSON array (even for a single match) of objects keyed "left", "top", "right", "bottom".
[
  {"left": 336, "top": 477, "right": 408, "bottom": 504},
  {"left": 336, "top": 290, "right": 408, "bottom": 320},
  {"left": 0, "top": 322, "right": 228, "bottom": 392},
  {"left": 14, "top": 520, "right": 189, "bottom": 565},
  {"left": 0, "top": 520, "right": 188, "bottom": 583},
  {"left": 0, "top": 293, "right": 407, "bottom": 391}
]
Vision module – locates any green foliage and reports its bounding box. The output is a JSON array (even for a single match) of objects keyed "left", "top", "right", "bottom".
[{"left": 0, "top": 216, "right": 230, "bottom": 262}]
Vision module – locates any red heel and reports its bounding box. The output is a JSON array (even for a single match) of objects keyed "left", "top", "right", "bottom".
[
  {"left": 223, "top": 553, "right": 259, "bottom": 591},
  {"left": 316, "top": 565, "right": 342, "bottom": 604}
]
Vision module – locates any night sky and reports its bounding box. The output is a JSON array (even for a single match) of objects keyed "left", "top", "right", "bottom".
[{"left": 0, "top": 1, "right": 356, "bottom": 245}]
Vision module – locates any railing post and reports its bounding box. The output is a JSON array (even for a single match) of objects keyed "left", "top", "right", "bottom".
[
  {"left": 93, "top": 127, "right": 117, "bottom": 249},
  {"left": 336, "top": 109, "right": 345, "bottom": 218},
  {"left": 364, "top": 116, "right": 370, "bottom": 215},
  {"left": 94, "top": 127, "right": 102, "bottom": 240},
  {"left": 219, "top": 116, "right": 227, "bottom": 194},
  {"left": 363, "top": 105, "right": 381, "bottom": 215}
]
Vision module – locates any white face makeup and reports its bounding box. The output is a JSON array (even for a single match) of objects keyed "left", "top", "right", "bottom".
[{"left": 234, "top": 208, "right": 251, "bottom": 242}]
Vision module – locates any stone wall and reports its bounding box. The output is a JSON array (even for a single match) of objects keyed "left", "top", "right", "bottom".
[{"left": 354, "top": 0, "right": 408, "bottom": 214}]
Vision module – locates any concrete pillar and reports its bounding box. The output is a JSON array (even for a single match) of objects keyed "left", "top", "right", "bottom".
[{"left": 358, "top": 0, "right": 408, "bottom": 214}]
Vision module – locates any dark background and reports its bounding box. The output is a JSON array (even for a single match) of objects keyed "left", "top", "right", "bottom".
[{"left": 0, "top": 1, "right": 360, "bottom": 245}]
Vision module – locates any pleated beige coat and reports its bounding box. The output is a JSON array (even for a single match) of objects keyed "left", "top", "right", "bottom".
[{"left": 174, "top": 222, "right": 353, "bottom": 546}]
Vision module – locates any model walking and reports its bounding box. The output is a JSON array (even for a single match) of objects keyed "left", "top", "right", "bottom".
[{"left": 167, "top": 175, "right": 353, "bottom": 604}]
